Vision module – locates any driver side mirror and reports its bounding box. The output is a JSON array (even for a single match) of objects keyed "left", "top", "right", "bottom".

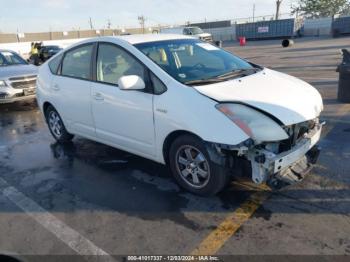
[{"left": 118, "top": 75, "right": 145, "bottom": 90}]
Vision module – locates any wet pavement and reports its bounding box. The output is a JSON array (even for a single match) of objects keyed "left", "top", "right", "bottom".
[{"left": 1, "top": 37, "right": 350, "bottom": 259}]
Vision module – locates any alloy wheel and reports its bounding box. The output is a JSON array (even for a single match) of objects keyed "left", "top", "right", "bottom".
[
  {"left": 48, "top": 111, "right": 63, "bottom": 138},
  {"left": 175, "top": 145, "right": 210, "bottom": 189}
]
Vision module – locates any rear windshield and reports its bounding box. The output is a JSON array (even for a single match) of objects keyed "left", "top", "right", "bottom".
[{"left": 0, "top": 51, "right": 27, "bottom": 66}]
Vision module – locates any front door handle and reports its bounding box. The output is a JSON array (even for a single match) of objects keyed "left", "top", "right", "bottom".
[
  {"left": 93, "top": 92, "right": 104, "bottom": 101},
  {"left": 52, "top": 84, "right": 60, "bottom": 91}
]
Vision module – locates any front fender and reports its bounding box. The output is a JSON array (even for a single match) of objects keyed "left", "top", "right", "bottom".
[{"left": 153, "top": 83, "right": 250, "bottom": 163}]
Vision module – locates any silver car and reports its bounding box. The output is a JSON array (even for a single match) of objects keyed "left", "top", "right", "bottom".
[{"left": 0, "top": 49, "right": 38, "bottom": 104}]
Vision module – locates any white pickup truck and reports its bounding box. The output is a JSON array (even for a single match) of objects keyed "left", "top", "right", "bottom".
[{"left": 160, "top": 26, "right": 213, "bottom": 43}]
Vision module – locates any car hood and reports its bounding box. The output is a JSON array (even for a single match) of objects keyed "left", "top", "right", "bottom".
[
  {"left": 0, "top": 64, "right": 38, "bottom": 79},
  {"left": 193, "top": 68, "right": 323, "bottom": 126}
]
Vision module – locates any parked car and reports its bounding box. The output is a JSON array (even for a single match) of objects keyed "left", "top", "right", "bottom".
[
  {"left": 160, "top": 26, "right": 213, "bottom": 43},
  {"left": 0, "top": 50, "right": 38, "bottom": 104},
  {"left": 36, "top": 34, "right": 323, "bottom": 195},
  {"left": 39, "top": 45, "right": 63, "bottom": 62}
]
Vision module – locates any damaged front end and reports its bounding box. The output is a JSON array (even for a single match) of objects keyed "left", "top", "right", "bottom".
[{"left": 207, "top": 118, "right": 324, "bottom": 189}]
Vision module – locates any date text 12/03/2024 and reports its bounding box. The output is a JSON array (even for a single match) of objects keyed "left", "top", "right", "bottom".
[{"left": 126, "top": 256, "right": 220, "bottom": 261}]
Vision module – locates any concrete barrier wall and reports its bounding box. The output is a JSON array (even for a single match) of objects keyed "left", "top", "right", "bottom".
[
  {"left": 0, "top": 16, "right": 337, "bottom": 53},
  {"left": 0, "top": 38, "right": 89, "bottom": 59},
  {"left": 0, "top": 33, "right": 19, "bottom": 43},
  {"left": 0, "top": 28, "right": 145, "bottom": 44},
  {"left": 303, "top": 17, "right": 332, "bottom": 36}
]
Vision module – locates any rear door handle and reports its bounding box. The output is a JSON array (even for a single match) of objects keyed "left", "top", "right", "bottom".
[
  {"left": 52, "top": 84, "right": 60, "bottom": 91},
  {"left": 93, "top": 92, "right": 104, "bottom": 101}
]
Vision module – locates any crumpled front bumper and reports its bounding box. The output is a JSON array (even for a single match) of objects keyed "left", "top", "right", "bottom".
[{"left": 247, "top": 122, "right": 324, "bottom": 187}]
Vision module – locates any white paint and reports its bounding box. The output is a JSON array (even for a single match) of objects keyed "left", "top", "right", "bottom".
[
  {"left": 0, "top": 177, "right": 114, "bottom": 260},
  {"left": 194, "top": 68, "right": 323, "bottom": 126},
  {"left": 37, "top": 36, "right": 250, "bottom": 164},
  {"left": 36, "top": 35, "right": 323, "bottom": 189},
  {"left": 258, "top": 26, "right": 269, "bottom": 33},
  {"left": 120, "top": 33, "right": 193, "bottom": 44},
  {"left": 118, "top": 75, "right": 146, "bottom": 90},
  {"left": 196, "top": 43, "right": 219, "bottom": 50}
]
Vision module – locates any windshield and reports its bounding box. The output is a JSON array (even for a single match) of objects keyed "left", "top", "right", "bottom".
[
  {"left": 135, "top": 39, "right": 255, "bottom": 84},
  {"left": 0, "top": 51, "right": 27, "bottom": 66}
]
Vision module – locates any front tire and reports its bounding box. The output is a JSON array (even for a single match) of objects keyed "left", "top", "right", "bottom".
[
  {"left": 45, "top": 105, "right": 74, "bottom": 143},
  {"left": 169, "top": 135, "right": 230, "bottom": 196}
]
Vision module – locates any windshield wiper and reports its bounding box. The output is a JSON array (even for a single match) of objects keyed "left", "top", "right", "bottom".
[
  {"left": 215, "top": 68, "right": 259, "bottom": 79},
  {"left": 184, "top": 68, "right": 260, "bottom": 86},
  {"left": 184, "top": 78, "right": 226, "bottom": 86}
]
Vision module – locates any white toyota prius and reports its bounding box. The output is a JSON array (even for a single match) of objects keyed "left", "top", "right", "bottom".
[{"left": 36, "top": 34, "right": 324, "bottom": 196}]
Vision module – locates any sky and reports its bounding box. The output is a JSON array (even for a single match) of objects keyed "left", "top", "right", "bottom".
[{"left": 0, "top": 0, "right": 294, "bottom": 33}]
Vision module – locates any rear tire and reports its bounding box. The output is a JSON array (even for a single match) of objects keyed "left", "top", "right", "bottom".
[
  {"left": 169, "top": 134, "right": 230, "bottom": 196},
  {"left": 45, "top": 105, "right": 74, "bottom": 143}
]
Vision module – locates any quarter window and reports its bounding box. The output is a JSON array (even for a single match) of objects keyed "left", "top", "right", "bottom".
[
  {"left": 61, "top": 44, "right": 93, "bottom": 79},
  {"left": 150, "top": 73, "right": 167, "bottom": 95},
  {"left": 97, "top": 43, "right": 145, "bottom": 85},
  {"left": 48, "top": 53, "right": 63, "bottom": 75}
]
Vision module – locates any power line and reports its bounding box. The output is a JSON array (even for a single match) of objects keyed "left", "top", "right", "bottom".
[{"left": 107, "top": 19, "right": 112, "bottom": 29}]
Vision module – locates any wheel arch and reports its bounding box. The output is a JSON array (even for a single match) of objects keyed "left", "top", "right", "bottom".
[
  {"left": 43, "top": 101, "right": 53, "bottom": 116},
  {"left": 162, "top": 130, "right": 203, "bottom": 165}
]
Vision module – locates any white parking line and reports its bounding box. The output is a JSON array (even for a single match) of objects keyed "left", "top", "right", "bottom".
[{"left": 0, "top": 177, "right": 115, "bottom": 261}]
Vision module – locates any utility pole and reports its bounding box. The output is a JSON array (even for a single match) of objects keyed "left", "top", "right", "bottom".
[
  {"left": 89, "top": 17, "right": 94, "bottom": 30},
  {"left": 138, "top": 15, "right": 146, "bottom": 34},
  {"left": 253, "top": 3, "right": 256, "bottom": 22},
  {"left": 275, "top": 0, "right": 283, "bottom": 20},
  {"left": 49, "top": 26, "right": 53, "bottom": 40},
  {"left": 107, "top": 19, "right": 112, "bottom": 29}
]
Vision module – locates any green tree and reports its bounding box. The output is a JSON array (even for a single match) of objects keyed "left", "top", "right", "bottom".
[{"left": 292, "top": 0, "right": 350, "bottom": 18}]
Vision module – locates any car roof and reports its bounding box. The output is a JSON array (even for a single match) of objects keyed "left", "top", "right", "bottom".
[
  {"left": 61, "top": 34, "right": 196, "bottom": 52},
  {"left": 94, "top": 34, "right": 194, "bottom": 45},
  {"left": 117, "top": 34, "right": 193, "bottom": 44},
  {"left": 0, "top": 49, "right": 17, "bottom": 53}
]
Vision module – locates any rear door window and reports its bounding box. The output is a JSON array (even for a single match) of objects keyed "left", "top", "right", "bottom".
[{"left": 61, "top": 44, "right": 93, "bottom": 80}]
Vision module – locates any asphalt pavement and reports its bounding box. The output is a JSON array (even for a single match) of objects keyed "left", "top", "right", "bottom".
[{"left": 0, "top": 36, "right": 350, "bottom": 262}]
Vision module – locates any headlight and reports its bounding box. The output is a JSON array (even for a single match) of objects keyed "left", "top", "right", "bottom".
[
  {"left": 216, "top": 103, "right": 289, "bottom": 142},
  {"left": 0, "top": 80, "right": 7, "bottom": 88}
]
